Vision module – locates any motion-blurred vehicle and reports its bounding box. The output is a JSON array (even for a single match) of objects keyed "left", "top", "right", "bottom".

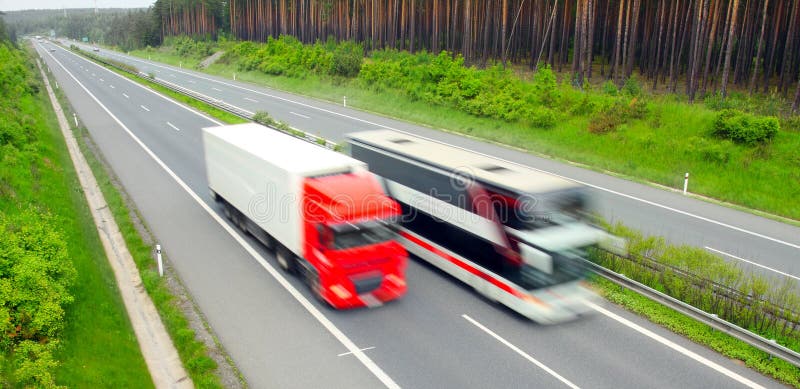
[
  {"left": 348, "top": 130, "right": 621, "bottom": 323},
  {"left": 203, "top": 123, "right": 408, "bottom": 308}
]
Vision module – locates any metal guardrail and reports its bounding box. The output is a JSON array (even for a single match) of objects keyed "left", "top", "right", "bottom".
[
  {"left": 78, "top": 46, "right": 800, "bottom": 370},
  {"left": 585, "top": 259, "right": 800, "bottom": 368}
]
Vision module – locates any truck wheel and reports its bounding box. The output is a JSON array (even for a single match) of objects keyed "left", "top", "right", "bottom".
[
  {"left": 276, "top": 249, "right": 294, "bottom": 274},
  {"left": 306, "top": 271, "right": 325, "bottom": 304},
  {"left": 223, "top": 202, "right": 232, "bottom": 219},
  {"left": 236, "top": 213, "right": 249, "bottom": 235}
]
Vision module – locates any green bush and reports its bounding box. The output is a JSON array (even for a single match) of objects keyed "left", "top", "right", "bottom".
[
  {"left": 252, "top": 111, "right": 276, "bottom": 127},
  {"left": 0, "top": 210, "right": 77, "bottom": 347},
  {"left": 14, "top": 340, "right": 62, "bottom": 388},
  {"left": 713, "top": 109, "right": 779, "bottom": 145},
  {"left": 621, "top": 75, "right": 642, "bottom": 97},
  {"left": 330, "top": 41, "right": 363, "bottom": 77},
  {"left": 530, "top": 107, "right": 557, "bottom": 129},
  {"left": 532, "top": 64, "right": 560, "bottom": 107},
  {"left": 602, "top": 80, "right": 619, "bottom": 96}
]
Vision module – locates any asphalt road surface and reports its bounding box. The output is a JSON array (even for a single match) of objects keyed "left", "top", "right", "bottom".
[{"left": 37, "top": 41, "right": 785, "bottom": 388}]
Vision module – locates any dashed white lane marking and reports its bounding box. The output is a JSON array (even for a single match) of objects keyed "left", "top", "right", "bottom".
[
  {"left": 166, "top": 122, "right": 181, "bottom": 132},
  {"left": 122, "top": 93, "right": 129, "bottom": 98},
  {"left": 290, "top": 111, "right": 310, "bottom": 119},
  {"left": 705, "top": 246, "right": 799, "bottom": 281},
  {"left": 244, "top": 97, "right": 258, "bottom": 103},
  {"left": 109, "top": 84, "right": 115, "bottom": 89},
  {"left": 463, "top": 315, "right": 580, "bottom": 389},
  {"left": 140, "top": 105, "right": 150, "bottom": 112},
  {"left": 212, "top": 87, "right": 222, "bottom": 91}
]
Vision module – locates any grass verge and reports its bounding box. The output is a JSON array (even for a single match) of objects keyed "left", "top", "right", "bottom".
[
  {"left": 46, "top": 51, "right": 233, "bottom": 388},
  {"left": 593, "top": 277, "right": 800, "bottom": 387}
]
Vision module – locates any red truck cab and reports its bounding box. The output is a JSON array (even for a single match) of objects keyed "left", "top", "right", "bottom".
[{"left": 302, "top": 171, "right": 407, "bottom": 308}]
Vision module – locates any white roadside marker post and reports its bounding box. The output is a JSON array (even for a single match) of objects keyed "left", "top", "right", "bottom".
[
  {"left": 156, "top": 244, "right": 164, "bottom": 277},
  {"left": 343, "top": 96, "right": 347, "bottom": 107},
  {"left": 73, "top": 113, "right": 78, "bottom": 127},
  {"left": 683, "top": 172, "right": 689, "bottom": 195}
]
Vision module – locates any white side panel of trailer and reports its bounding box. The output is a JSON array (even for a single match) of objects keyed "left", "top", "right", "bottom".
[{"left": 203, "top": 127, "right": 303, "bottom": 254}]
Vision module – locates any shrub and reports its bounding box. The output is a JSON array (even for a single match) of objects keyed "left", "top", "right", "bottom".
[
  {"left": 621, "top": 75, "right": 643, "bottom": 97},
  {"left": 14, "top": 340, "right": 62, "bottom": 388},
  {"left": 530, "top": 107, "right": 557, "bottom": 129},
  {"left": 587, "top": 98, "right": 648, "bottom": 134},
  {"left": 0, "top": 210, "right": 77, "bottom": 347},
  {"left": 712, "top": 109, "right": 779, "bottom": 145},
  {"left": 532, "top": 64, "right": 559, "bottom": 107},
  {"left": 602, "top": 80, "right": 619, "bottom": 96},
  {"left": 330, "top": 41, "right": 363, "bottom": 77},
  {"left": 252, "top": 111, "right": 276, "bottom": 127}
]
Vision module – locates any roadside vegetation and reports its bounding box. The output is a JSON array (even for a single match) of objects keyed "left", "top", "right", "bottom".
[
  {"left": 0, "top": 36, "right": 152, "bottom": 387},
  {"left": 130, "top": 36, "right": 800, "bottom": 221}
]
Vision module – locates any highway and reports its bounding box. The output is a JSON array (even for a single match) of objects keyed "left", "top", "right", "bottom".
[
  {"left": 72, "top": 41, "right": 800, "bottom": 284},
  {"left": 36, "top": 41, "right": 783, "bottom": 388}
]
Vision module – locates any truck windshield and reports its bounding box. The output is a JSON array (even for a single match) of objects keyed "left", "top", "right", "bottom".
[{"left": 331, "top": 220, "right": 396, "bottom": 250}]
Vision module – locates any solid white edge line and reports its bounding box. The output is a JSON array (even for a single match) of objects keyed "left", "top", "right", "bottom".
[
  {"left": 104, "top": 51, "right": 800, "bottom": 251},
  {"left": 166, "top": 122, "right": 181, "bottom": 132},
  {"left": 140, "top": 105, "right": 150, "bottom": 112},
  {"left": 42, "top": 47, "right": 401, "bottom": 389},
  {"left": 705, "top": 246, "right": 800, "bottom": 281},
  {"left": 587, "top": 302, "right": 765, "bottom": 389},
  {"left": 462, "top": 315, "right": 580, "bottom": 389}
]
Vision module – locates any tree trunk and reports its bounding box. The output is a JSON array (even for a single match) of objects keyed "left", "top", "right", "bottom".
[
  {"left": 750, "top": 0, "right": 770, "bottom": 94},
  {"left": 614, "top": 0, "right": 626, "bottom": 85},
  {"left": 720, "top": 0, "right": 740, "bottom": 97},
  {"left": 701, "top": 0, "right": 722, "bottom": 95},
  {"left": 652, "top": 0, "right": 667, "bottom": 89},
  {"left": 792, "top": 73, "right": 800, "bottom": 113},
  {"left": 625, "top": 0, "right": 640, "bottom": 78},
  {"left": 780, "top": 0, "right": 799, "bottom": 94},
  {"left": 667, "top": 0, "right": 681, "bottom": 91}
]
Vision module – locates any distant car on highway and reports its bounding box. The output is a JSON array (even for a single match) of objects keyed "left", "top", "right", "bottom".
[{"left": 93, "top": 47, "right": 100, "bottom": 52}]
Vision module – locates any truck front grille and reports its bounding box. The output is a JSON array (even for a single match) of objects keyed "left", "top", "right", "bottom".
[{"left": 350, "top": 273, "right": 383, "bottom": 295}]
